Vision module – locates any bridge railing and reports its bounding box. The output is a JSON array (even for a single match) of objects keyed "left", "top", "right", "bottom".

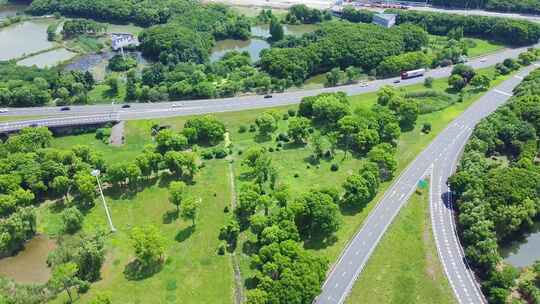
[{"left": 0, "top": 113, "right": 120, "bottom": 133}]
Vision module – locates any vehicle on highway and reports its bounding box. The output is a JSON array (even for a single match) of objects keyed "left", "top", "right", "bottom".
[
  {"left": 121, "top": 104, "right": 131, "bottom": 109},
  {"left": 401, "top": 68, "right": 426, "bottom": 80},
  {"left": 264, "top": 94, "right": 273, "bottom": 99},
  {"left": 393, "top": 79, "right": 401, "bottom": 83},
  {"left": 0, "top": 108, "right": 8, "bottom": 113},
  {"left": 60, "top": 106, "right": 71, "bottom": 111},
  {"left": 171, "top": 103, "right": 182, "bottom": 108},
  {"left": 481, "top": 57, "right": 487, "bottom": 62},
  {"left": 29, "top": 123, "right": 38, "bottom": 128}
]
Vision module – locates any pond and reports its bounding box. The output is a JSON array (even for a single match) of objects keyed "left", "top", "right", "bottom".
[
  {"left": 500, "top": 222, "right": 540, "bottom": 268},
  {"left": 0, "top": 18, "right": 55, "bottom": 61},
  {"left": 210, "top": 24, "right": 317, "bottom": 63},
  {"left": 66, "top": 51, "right": 148, "bottom": 81},
  {"left": 0, "top": 234, "right": 56, "bottom": 284},
  {"left": 17, "top": 48, "right": 77, "bottom": 68}
]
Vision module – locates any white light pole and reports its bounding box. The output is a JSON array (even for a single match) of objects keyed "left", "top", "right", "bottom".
[{"left": 91, "top": 169, "right": 116, "bottom": 233}]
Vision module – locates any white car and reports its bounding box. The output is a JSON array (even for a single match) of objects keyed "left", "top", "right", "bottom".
[
  {"left": 480, "top": 58, "right": 487, "bottom": 62},
  {"left": 0, "top": 108, "right": 8, "bottom": 113},
  {"left": 171, "top": 103, "right": 182, "bottom": 108}
]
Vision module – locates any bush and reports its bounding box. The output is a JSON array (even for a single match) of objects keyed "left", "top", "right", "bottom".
[
  {"left": 282, "top": 113, "right": 290, "bottom": 120},
  {"left": 422, "top": 123, "right": 432, "bottom": 133},
  {"left": 424, "top": 77, "right": 434, "bottom": 88},
  {"left": 277, "top": 133, "right": 290, "bottom": 142},
  {"left": 201, "top": 150, "right": 214, "bottom": 160},
  {"left": 108, "top": 54, "right": 138, "bottom": 72},
  {"left": 78, "top": 281, "right": 90, "bottom": 294},
  {"left": 268, "top": 147, "right": 274, "bottom": 152},
  {"left": 288, "top": 109, "right": 296, "bottom": 117},
  {"left": 249, "top": 124, "right": 257, "bottom": 132},
  {"left": 331, "top": 163, "right": 339, "bottom": 171},
  {"left": 213, "top": 147, "right": 228, "bottom": 159},
  {"left": 238, "top": 125, "right": 247, "bottom": 133},
  {"left": 276, "top": 142, "right": 283, "bottom": 148},
  {"left": 61, "top": 207, "right": 84, "bottom": 234},
  {"left": 293, "top": 173, "right": 300, "bottom": 178},
  {"left": 217, "top": 241, "right": 227, "bottom": 255}
]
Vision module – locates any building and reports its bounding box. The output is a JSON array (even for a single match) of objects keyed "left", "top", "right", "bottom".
[
  {"left": 111, "top": 33, "right": 139, "bottom": 51},
  {"left": 372, "top": 13, "right": 397, "bottom": 28}
]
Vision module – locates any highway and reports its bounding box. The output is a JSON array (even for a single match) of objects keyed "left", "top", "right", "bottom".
[
  {"left": 0, "top": 45, "right": 532, "bottom": 129},
  {"left": 315, "top": 64, "right": 538, "bottom": 304}
]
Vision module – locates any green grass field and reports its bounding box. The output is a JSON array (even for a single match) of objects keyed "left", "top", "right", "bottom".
[
  {"left": 39, "top": 160, "right": 234, "bottom": 304},
  {"left": 37, "top": 65, "right": 513, "bottom": 303},
  {"left": 346, "top": 187, "right": 455, "bottom": 304}
]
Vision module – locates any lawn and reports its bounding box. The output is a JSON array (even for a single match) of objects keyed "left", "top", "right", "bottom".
[
  {"left": 428, "top": 34, "right": 505, "bottom": 58},
  {"left": 40, "top": 65, "right": 513, "bottom": 303},
  {"left": 39, "top": 160, "right": 234, "bottom": 304},
  {"left": 345, "top": 186, "right": 455, "bottom": 304}
]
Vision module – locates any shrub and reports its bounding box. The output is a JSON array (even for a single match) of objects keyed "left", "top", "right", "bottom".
[
  {"left": 78, "top": 281, "right": 91, "bottom": 294},
  {"left": 294, "top": 173, "right": 300, "bottom": 178},
  {"left": 282, "top": 113, "right": 290, "bottom": 120},
  {"left": 276, "top": 142, "right": 283, "bottom": 148},
  {"left": 213, "top": 147, "right": 228, "bottom": 159},
  {"left": 108, "top": 54, "right": 138, "bottom": 72},
  {"left": 331, "top": 163, "right": 339, "bottom": 171},
  {"left": 277, "top": 133, "right": 290, "bottom": 142},
  {"left": 238, "top": 125, "right": 247, "bottom": 133},
  {"left": 422, "top": 123, "right": 432, "bottom": 133},
  {"left": 201, "top": 150, "right": 214, "bottom": 159},
  {"left": 288, "top": 109, "right": 296, "bottom": 117},
  {"left": 61, "top": 207, "right": 84, "bottom": 234},
  {"left": 249, "top": 124, "right": 257, "bottom": 132},
  {"left": 268, "top": 147, "right": 275, "bottom": 152},
  {"left": 217, "top": 241, "right": 227, "bottom": 255},
  {"left": 424, "top": 77, "right": 434, "bottom": 88}
]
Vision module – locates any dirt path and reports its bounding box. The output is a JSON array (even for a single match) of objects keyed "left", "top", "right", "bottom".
[
  {"left": 225, "top": 132, "right": 244, "bottom": 304},
  {"left": 109, "top": 121, "right": 125, "bottom": 146}
]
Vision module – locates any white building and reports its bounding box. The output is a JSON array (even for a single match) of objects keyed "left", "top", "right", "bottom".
[
  {"left": 111, "top": 33, "right": 139, "bottom": 51},
  {"left": 372, "top": 13, "right": 397, "bottom": 28}
]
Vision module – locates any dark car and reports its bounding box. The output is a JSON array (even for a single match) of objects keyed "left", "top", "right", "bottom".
[
  {"left": 121, "top": 104, "right": 131, "bottom": 109},
  {"left": 29, "top": 123, "right": 38, "bottom": 128},
  {"left": 393, "top": 79, "right": 401, "bottom": 84},
  {"left": 264, "top": 94, "right": 273, "bottom": 99},
  {"left": 60, "top": 106, "right": 71, "bottom": 111}
]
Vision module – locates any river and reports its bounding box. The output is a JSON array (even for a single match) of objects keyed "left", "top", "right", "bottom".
[
  {"left": 0, "top": 234, "right": 56, "bottom": 284},
  {"left": 500, "top": 222, "right": 540, "bottom": 268},
  {"left": 210, "top": 24, "right": 317, "bottom": 62}
]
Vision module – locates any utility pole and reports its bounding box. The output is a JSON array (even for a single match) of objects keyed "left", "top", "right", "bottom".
[{"left": 91, "top": 169, "right": 116, "bottom": 232}]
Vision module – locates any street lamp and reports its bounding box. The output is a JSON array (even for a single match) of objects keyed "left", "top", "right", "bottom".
[{"left": 91, "top": 169, "right": 116, "bottom": 233}]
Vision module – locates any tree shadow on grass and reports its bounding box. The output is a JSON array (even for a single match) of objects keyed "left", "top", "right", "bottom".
[
  {"left": 339, "top": 201, "right": 368, "bottom": 216},
  {"left": 124, "top": 260, "right": 163, "bottom": 281},
  {"left": 254, "top": 134, "right": 273, "bottom": 143},
  {"left": 162, "top": 210, "right": 179, "bottom": 224},
  {"left": 303, "top": 234, "right": 338, "bottom": 251},
  {"left": 175, "top": 225, "right": 195, "bottom": 243}
]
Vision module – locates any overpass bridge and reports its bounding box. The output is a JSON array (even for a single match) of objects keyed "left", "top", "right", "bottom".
[{"left": 0, "top": 113, "right": 120, "bottom": 134}]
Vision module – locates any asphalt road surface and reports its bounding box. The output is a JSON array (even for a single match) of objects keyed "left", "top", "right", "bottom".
[
  {"left": 0, "top": 45, "right": 532, "bottom": 127},
  {"left": 315, "top": 63, "right": 538, "bottom": 304}
]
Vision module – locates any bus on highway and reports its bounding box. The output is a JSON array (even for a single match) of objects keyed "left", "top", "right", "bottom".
[{"left": 401, "top": 68, "right": 426, "bottom": 80}]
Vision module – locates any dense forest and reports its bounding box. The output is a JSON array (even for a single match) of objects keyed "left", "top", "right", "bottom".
[
  {"left": 259, "top": 22, "right": 428, "bottom": 84},
  {"left": 426, "top": 0, "right": 540, "bottom": 15},
  {"left": 449, "top": 68, "right": 540, "bottom": 303}
]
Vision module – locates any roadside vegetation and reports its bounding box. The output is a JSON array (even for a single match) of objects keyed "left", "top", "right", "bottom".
[
  {"left": 347, "top": 186, "right": 455, "bottom": 304},
  {"left": 450, "top": 68, "right": 540, "bottom": 303},
  {"left": 0, "top": 62, "right": 516, "bottom": 303}
]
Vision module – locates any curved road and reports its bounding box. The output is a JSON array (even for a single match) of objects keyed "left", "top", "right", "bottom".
[{"left": 315, "top": 64, "right": 538, "bottom": 304}]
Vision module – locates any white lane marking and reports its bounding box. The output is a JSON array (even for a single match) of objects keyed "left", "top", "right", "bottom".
[{"left": 494, "top": 89, "right": 513, "bottom": 97}]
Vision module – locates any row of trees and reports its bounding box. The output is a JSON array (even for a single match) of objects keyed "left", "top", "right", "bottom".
[
  {"left": 0, "top": 62, "right": 95, "bottom": 107},
  {"left": 284, "top": 4, "right": 332, "bottom": 24},
  {"left": 449, "top": 68, "right": 540, "bottom": 303},
  {"left": 389, "top": 9, "right": 540, "bottom": 46},
  {"left": 61, "top": 19, "right": 107, "bottom": 39},
  {"left": 427, "top": 0, "right": 540, "bottom": 15}
]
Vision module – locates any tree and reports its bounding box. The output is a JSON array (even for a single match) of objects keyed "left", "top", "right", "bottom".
[
  {"left": 255, "top": 113, "right": 278, "bottom": 137},
  {"left": 269, "top": 17, "right": 284, "bottom": 41},
  {"left": 74, "top": 172, "right": 96, "bottom": 210},
  {"left": 291, "top": 190, "right": 341, "bottom": 239},
  {"left": 180, "top": 198, "right": 199, "bottom": 226},
  {"left": 449, "top": 74, "right": 467, "bottom": 91},
  {"left": 130, "top": 225, "right": 166, "bottom": 269},
  {"left": 168, "top": 181, "right": 187, "bottom": 214},
  {"left": 61, "top": 207, "right": 84, "bottom": 234},
  {"left": 219, "top": 217, "right": 241, "bottom": 247},
  {"left": 345, "top": 66, "right": 360, "bottom": 83},
  {"left": 470, "top": 74, "right": 491, "bottom": 90},
  {"left": 183, "top": 115, "right": 226, "bottom": 145},
  {"left": 51, "top": 175, "right": 71, "bottom": 203},
  {"left": 342, "top": 174, "right": 372, "bottom": 208},
  {"left": 155, "top": 129, "right": 189, "bottom": 154},
  {"left": 50, "top": 262, "right": 81, "bottom": 303},
  {"left": 451, "top": 64, "right": 476, "bottom": 82},
  {"left": 424, "top": 76, "right": 434, "bottom": 88},
  {"left": 287, "top": 117, "right": 311, "bottom": 144},
  {"left": 325, "top": 68, "right": 341, "bottom": 87},
  {"left": 367, "top": 143, "right": 397, "bottom": 181},
  {"left": 105, "top": 75, "right": 120, "bottom": 96}
]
